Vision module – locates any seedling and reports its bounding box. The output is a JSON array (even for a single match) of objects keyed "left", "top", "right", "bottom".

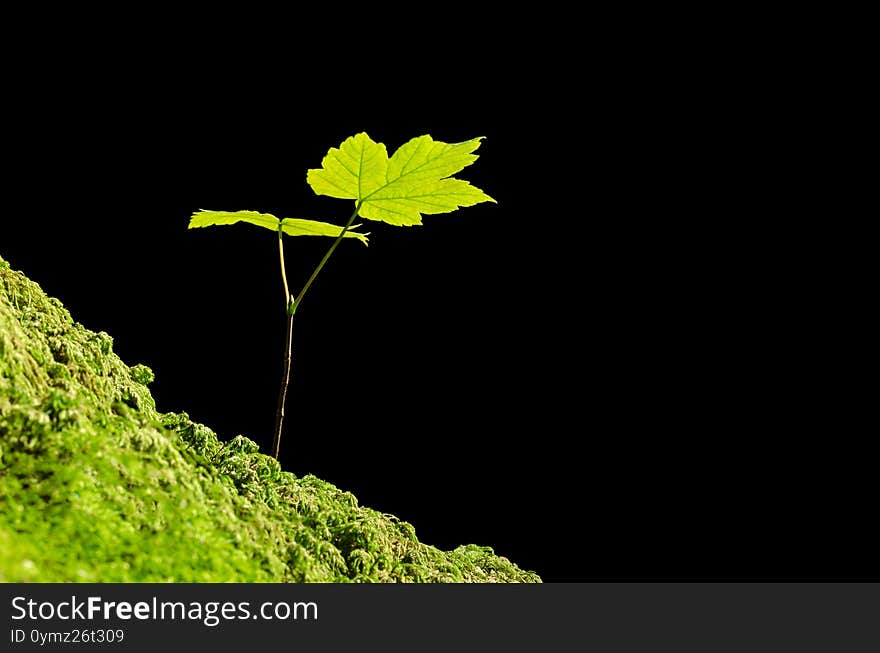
[{"left": 189, "top": 132, "right": 494, "bottom": 459}]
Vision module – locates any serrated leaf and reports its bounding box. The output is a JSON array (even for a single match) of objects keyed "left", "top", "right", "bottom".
[
  {"left": 279, "top": 218, "right": 368, "bottom": 244},
  {"left": 307, "top": 133, "right": 495, "bottom": 226},
  {"left": 189, "top": 210, "right": 280, "bottom": 231},
  {"left": 188, "top": 210, "right": 369, "bottom": 245}
]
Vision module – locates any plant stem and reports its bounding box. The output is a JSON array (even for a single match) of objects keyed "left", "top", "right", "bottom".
[
  {"left": 291, "top": 202, "right": 361, "bottom": 314},
  {"left": 271, "top": 203, "right": 361, "bottom": 460},
  {"left": 278, "top": 224, "right": 291, "bottom": 308},
  {"left": 272, "top": 310, "right": 294, "bottom": 459},
  {"left": 272, "top": 226, "right": 293, "bottom": 460}
]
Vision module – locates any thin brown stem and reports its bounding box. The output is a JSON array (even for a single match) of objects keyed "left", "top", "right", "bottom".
[
  {"left": 271, "top": 205, "right": 360, "bottom": 460},
  {"left": 272, "top": 225, "right": 293, "bottom": 460},
  {"left": 271, "top": 310, "right": 293, "bottom": 460}
]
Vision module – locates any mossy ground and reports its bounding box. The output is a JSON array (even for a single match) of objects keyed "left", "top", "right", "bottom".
[{"left": 0, "top": 254, "right": 539, "bottom": 583}]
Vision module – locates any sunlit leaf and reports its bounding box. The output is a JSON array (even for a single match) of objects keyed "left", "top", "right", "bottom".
[
  {"left": 188, "top": 210, "right": 369, "bottom": 244},
  {"left": 307, "top": 133, "right": 494, "bottom": 226}
]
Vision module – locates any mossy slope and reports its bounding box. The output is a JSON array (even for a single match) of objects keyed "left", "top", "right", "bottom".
[{"left": 0, "top": 254, "right": 539, "bottom": 583}]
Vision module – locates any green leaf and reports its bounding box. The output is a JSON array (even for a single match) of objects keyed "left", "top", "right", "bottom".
[
  {"left": 188, "top": 210, "right": 369, "bottom": 245},
  {"left": 307, "top": 133, "right": 495, "bottom": 226},
  {"left": 189, "top": 210, "right": 279, "bottom": 231},
  {"left": 279, "top": 218, "right": 368, "bottom": 244}
]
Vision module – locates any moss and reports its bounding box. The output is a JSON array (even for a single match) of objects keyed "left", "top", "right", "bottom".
[{"left": 0, "top": 254, "right": 539, "bottom": 583}]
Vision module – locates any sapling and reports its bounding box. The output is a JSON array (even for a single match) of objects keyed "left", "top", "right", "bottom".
[{"left": 189, "top": 132, "right": 494, "bottom": 459}]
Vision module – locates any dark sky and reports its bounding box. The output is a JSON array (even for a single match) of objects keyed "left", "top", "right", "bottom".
[{"left": 2, "top": 76, "right": 872, "bottom": 582}]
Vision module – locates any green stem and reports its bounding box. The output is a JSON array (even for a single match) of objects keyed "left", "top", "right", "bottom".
[
  {"left": 291, "top": 201, "right": 361, "bottom": 314},
  {"left": 278, "top": 225, "right": 292, "bottom": 310}
]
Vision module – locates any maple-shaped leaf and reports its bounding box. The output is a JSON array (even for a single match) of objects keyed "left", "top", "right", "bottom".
[
  {"left": 306, "top": 132, "right": 495, "bottom": 226},
  {"left": 188, "top": 210, "right": 369, "bottom": 245}
]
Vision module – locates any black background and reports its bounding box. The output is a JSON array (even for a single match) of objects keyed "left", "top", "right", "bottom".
[{"left": 1, "top": 47, "right": 873, "bottom": 582}]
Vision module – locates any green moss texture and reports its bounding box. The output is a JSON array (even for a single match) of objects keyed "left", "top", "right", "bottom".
[{"left": 0, "top": 254, "right": 539, "bottom": 583}]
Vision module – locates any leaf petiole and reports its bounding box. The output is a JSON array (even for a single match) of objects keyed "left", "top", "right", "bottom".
[
  {"left": 278, "top": 222, "right": 292, "bottom": 308},
  {"left": 291, "top": 201, "right": 362, "bottom": 314}
]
